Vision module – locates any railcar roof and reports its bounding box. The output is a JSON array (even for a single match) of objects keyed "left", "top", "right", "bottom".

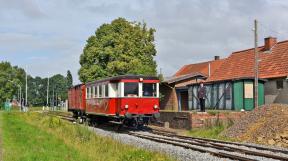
[
  {"left": 69, "top": 83, "right": 84, "bottom": 89},
  {"left": 86, "top": 75, "right": 159, "bottom": 85}
]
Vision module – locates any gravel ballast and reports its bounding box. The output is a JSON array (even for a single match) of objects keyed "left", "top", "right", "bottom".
[
  {"left": 87, "top": 126, "right": 288, "bottom": 161},
  {"left": 88, "top": 127, "right": 233, "bottom": 161}
]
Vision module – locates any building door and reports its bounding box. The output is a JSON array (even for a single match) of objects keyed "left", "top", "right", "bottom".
[
  {"left": 180, "top": 91, "right": 189, "bottom": 111},
  {"left": 244, "top": 81, "right": 254, "bottom": 111}
]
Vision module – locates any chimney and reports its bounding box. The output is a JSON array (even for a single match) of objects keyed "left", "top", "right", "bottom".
[
  {"left": 214, "top": 56, "right": 220, "bottom": 60},
  {"left": 264, "top": 37, "right": 277, "bottom": 51}
]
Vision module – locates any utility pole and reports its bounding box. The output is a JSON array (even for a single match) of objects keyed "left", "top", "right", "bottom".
[
  {"left": 47, "top": 77, "right": 49, "bottom": 107},
  {"left": 56, "top": 93, "right": 58, "bottom": 110},
  {"left": 25, "top": 66, "right": 28, "bottom": 110},
  {"left": 19, "top": 85, "right": 22, "bottom": 111},
  {"left": 52, "top": 88, "right": 55, "bottom": 111},
  {"left": 254, "top": 19, "right": 259, "bottom": 109}
]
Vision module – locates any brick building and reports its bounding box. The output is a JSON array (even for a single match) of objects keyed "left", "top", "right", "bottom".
[
  {"left": 160, "top": 57, "right": 225, "bottom": 111},
  {"left": 161, "top": 36, "right": 288, "bottom": 111}
]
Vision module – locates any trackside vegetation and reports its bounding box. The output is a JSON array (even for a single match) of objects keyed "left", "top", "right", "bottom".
[
  {"left": 186, "top": 120, "right": 236, "bottom": 141},
  {"left": 0, "top": 111, "right": 173, "bottom": 161}
]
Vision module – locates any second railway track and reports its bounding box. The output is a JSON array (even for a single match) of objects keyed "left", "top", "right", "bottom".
[{"left": 129, "top": 131, "right": 288, "bottom": 161}]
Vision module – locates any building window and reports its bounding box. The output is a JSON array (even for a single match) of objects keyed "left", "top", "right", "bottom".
[
  {"left": 276, "top": 80, "right": 283, "bottom": 89},
  {"left": 225, "top": 85, "right": 231, "bottom": 100}
]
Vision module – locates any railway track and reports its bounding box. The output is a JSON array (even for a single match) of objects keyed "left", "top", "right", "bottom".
[
  {"left": 150, "top": 129, "right": 288, "bottom": 155},
  {"left": 48, "top": 111, "right": 288, "bottom": 161},
  {"left": 129, "top": 131, "right": 288, "bottom": 161}
]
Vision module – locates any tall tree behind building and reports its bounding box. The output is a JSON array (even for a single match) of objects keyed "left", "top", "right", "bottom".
[
  {"left": 78, "top": 17, "right": 157, "bottom": 83},
  {"left": 66, "top": 70, "right": 73, "bottom": 88}
]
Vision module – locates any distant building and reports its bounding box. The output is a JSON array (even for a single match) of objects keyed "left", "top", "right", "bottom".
[{"left": 161, "top": 37, "right": 288, "bottom": 111}]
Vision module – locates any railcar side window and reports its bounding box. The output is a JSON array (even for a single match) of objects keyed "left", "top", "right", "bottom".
[
  {"left": 99, "top": 85, "right": 102, "bottom": 97},
  {"left": 87, "top": 87, "right": 90, "bottom": 99},
  {"left": 90, "top": 87, "right": 93, "bottom": 98},
  {"left": 93, "top": 86, "right": 97, "bottom": 98},
  {"left": 105, "top": 84, "right": 108, "bottom": 97},
  {"left": 124, "top": 82, "right": 138, "bottom": 97},
  {"left": 143, "top": 83, "right": 157, "bottom": 97}
]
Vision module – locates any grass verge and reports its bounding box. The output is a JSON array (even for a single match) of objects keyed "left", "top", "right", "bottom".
[
  {"left": 0, "top": 112, "right": 173, "bottom": 161},
  {"left": 187, "top": 122, "right": 236, "bottom": 141}
]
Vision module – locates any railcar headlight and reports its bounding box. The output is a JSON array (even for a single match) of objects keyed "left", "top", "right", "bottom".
[
  {"left": 154, "top": 105, "right": 158, "bottom": 109},
  {"left": 125, "top": 104, "right": 129, "bottom": 109}
]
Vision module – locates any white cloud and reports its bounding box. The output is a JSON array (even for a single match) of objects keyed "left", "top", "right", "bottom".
[{"left": 1, "top": 0, "right": 288, "bottom": 84}]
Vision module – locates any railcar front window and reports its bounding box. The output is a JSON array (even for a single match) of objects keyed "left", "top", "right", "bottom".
[
  {"left": 124, "top": 83, "right": 138, "bottom": 97},
  {"left": 143, "top": 83, "right": 157, "bottom": 97}
]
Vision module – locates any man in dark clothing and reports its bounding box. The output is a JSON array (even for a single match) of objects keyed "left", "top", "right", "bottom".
[{"left": 198, "top": 82, "right": 206, "bottom": 112}]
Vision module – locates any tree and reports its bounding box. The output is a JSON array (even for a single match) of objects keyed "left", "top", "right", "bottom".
[
  {"left": 66, "top": 70, "right": 73, "bottom": 88},
  {"left": 0, "top": 62, "right": 25, "bottom": 107},
  {"left": 79, "top": 17, "right": 157, "bottom": 83},
  {"left": 50, "top": 74, "right": 68, "bottom": 102},
  {"left": 0, "top": 61, "right": 71, "bottom": 107}
]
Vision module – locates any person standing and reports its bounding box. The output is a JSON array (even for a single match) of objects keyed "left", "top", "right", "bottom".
[{"left": 198, "top": 82, "right": 206, "bottom": 112}]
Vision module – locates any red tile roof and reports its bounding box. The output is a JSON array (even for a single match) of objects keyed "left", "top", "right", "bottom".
[
  {"left": 174, "top": 59, "right": 225, "bottom": 77},
  {"left": 207, "top": 40, "right": 288, "bottom": 82}
]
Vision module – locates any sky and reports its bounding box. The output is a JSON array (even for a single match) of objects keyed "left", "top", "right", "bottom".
[{"left": 1, "top": 0, "right": 288, "bottom": 84}]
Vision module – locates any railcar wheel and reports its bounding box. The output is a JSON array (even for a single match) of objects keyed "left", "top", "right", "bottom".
[
  {"left": 92, "top": 121, "right": 98, "bottom": 127},
  {"left": 84, "top": 118, "right": 90, "bottom": 126},
  {"left": 130, "top": 119, "right": 138, "bottom": 129}
]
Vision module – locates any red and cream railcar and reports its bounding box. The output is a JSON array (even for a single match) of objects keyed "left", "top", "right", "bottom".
[{"left": 68, "top": 75, "right": 160, "bottom": 127}]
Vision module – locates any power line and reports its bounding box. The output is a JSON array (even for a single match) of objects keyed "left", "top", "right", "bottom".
[{"left": 258, "top": 21, "right": 288, "bottom": 38}]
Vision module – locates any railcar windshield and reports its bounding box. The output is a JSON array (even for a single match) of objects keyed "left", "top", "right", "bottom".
[
  {"left": 124, "top": 82, "right": 138, "bottom": 97},
  {"left": 143, "top": 83, "right": 157, "bottom": 97}
]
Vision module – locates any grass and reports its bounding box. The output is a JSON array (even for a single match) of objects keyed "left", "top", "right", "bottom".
[
  {"left": 0, "top": 112, "right": 88, "bottom": 161},
  {"left": 187, "top": 125, "right": 227, "bottom": 140},
  {"left": 186, "top": 120, "right": 237, "bottom": 141},
  {"left": 0, "top": 111, "right": 173, "bottom": 161}
]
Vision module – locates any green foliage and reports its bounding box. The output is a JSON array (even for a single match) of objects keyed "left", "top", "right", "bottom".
[
  {"left": 79, "top": 17, "right": 157, "bottom": 83},
  {"left": 27, "top": 74, "right": 68, "bottom": 106},
  {"left": 27, "top": 76, "right": 48, "bottom": 106},
  {"left": 0, "top": 62, "right": 25, "bottom": 106},
  {"left": 0, "top": 61, "right": 71, "bottom": 107},
  {"left": 66, "top": 70, "right": 73, "bottom": 88},
  {"left": 49, "top": 74, "right": 69, "bottom": 102}
]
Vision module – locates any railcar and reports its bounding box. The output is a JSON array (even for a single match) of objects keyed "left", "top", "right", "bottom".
[
  {"left": 68, "top": 75, "right": 160, "bottom": 128},
  {"left": 68, "top": 84, "right": 86, "bottom": 118}
]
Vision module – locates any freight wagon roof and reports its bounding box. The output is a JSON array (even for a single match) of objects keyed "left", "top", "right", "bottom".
[
  {"left": 86, "top": 75, "right": 159, "bottom": 85},
  {"left": 69, "top": 83, "right": 84, "bottom": 89}
]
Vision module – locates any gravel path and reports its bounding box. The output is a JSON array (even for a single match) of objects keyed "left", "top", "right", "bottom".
[{"left": 88, "top": 127, "right": 233, "bottom": 161}]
